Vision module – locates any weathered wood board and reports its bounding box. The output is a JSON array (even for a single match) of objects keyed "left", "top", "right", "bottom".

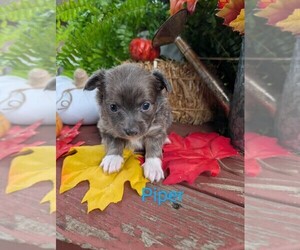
[
  {"left": 56, "top": 123, "right": 245, "bottom": 249},
  {"left": 0, "top": 126, "right": 56, "bottom": 249}
]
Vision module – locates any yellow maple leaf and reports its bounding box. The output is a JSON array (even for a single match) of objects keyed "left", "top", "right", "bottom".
[
  {"left": 5, "top": 146, "right": 56, "bottom": 213},
  {"left": 229, "top": 8, "right": 245, "bottom": 34},
  {"left": 276, "top": 9, "right": 300, "bottom": 35},
  {"left": 60, "top": 145, "right": 149, "bottom": 212}
]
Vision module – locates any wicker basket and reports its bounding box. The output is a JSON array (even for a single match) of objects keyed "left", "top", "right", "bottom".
[{"left": 132, "top": 59, "right": 214, "bottom": 125}]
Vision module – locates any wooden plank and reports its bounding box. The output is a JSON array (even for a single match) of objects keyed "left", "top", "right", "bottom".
[
  {"left": 246, "top": 157, "right": 300, "bottom": 207},
  {"left": 0, "top": 159, "right": 55, "bottom": 248},
  {"left": 57, "top": 123, "right": 245, "bottom": 249},
  {"left": 57, "top": 240, "right": 83, "bottom": 250},
  {"left": 182, "top": 156, "right": 244, "bottom": 206},
  {"left": 168, "top": 122, "right": 216, "bottom": 136},
  {"left": 0, "top": 240, "right": 44, "bottom": 250},
  {"left": 72, "top": 125, "right": 100, "bottom": 145},
  {"left": 56, "top": 181, "right": 244, "bottom": 250},
  {"left": 25, "top": 125, "right": 56, "bottom": 145},
  {"left": 245, "top": 195, "right": 300, "bottom": 249},
  {"left": 0, "top": 126, "right": 55, "bottom": 248}
]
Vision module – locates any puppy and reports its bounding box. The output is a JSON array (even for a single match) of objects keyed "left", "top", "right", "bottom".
[{"left": 84, "top": 63, "right": 172, "bottom": 182}]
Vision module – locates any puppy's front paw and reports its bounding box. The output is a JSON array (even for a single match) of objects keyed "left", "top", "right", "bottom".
[
  {"left": 143, "top": 157, "right": 164, "bottom": 182},
  {"left": 100, "top": 155, "right": 124, "bottom": 174}
]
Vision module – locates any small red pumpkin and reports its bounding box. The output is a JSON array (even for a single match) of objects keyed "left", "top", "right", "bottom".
[{"left": 129, "top": 38, "right": 160, "bottom": 62}]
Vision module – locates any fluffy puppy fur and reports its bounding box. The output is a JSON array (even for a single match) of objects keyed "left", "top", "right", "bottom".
[{"left": 84, "top": 63, "right": 172, "bottom": 182}]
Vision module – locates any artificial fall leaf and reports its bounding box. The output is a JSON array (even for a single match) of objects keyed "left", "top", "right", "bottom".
[
  {"left": 6, "top": 146, "right": 56, "bottom": 213},
  {"left": 170, "top": 0, "right": 198, "bottom": 16},
  {"left": 229, "top": 8, "right": 245, "bottom": 34},
  {"left": 170, "top": 0, "right": 183, "bottom": 15},
  {"left": 163, "top": 132, "right": 219, "bottom": 153},
  {"left": 216, "top": 0, "right": 244, "bottom": 26},
  {"left": 255, "top": 0, "right": 299, "bottom": 26},
  {"left": 186, "top": 0, "right": 198, "bottom": 14},
  {"left": 245, "top": 132, "right": 291, "bottom": 176},
  {"left": 56, "top": 120, "right": 85, "bottom": 159},
  {"left": 60, "top": 146, "right": 148, "bottom": 212},
  {"left": 0, "top": 121, "right": 44, "bottom": 160},
  {"left": 162, "top": 132, "right": 238, "bottom": 185},
  {"left": 276, "top": 9, "right": 300, "bottom": 35},
  {"left": 257, "top": 0, "right": 277, "bottom": 9},
  {"left": 217, "top": 0, "right": 230, "bottom": 9}
]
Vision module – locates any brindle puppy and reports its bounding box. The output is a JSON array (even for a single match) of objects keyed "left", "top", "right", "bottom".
[{"left": 84, "top": 63, "right": 172, "bottom": 182}]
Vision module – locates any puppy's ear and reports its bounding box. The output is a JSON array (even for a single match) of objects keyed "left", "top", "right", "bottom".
[
  {"left": 84, "top": 69, "right": 106, "bottom": 91},
  {"left": 152, "top": 70, "right": 172, "bottom": 92}
]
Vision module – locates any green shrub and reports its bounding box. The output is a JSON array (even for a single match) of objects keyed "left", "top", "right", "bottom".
[
  {"left": 56, "top": 0, "right": 168, "bottom": 77},
  {"left": 0, "top": 0, "right": 55, "bottom": 77}
]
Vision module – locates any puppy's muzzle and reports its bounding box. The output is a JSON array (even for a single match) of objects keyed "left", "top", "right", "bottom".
[{"left": 124, "top": 128, "right": 138, "bottom": 136}]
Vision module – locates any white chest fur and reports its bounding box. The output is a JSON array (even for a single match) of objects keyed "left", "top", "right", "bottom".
[{"left": 128, "top": 138, "right": 144, "bottom": 151}]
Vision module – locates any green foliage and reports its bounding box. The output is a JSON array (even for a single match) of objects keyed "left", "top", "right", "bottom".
[
  {"left": 56, "top": 0, "right": 99, "bottom": 26},
  {"left": 183, "top": 0, "right": 242, "bottom": 91},
  {"left": 0, "top": 0, "right": 56, "bottom": 77},
  {"left": 245, "top": 0, "right": 295, "bottom": 82},
  {"left": 56, "top": 0, "right": 168, "bottom": 76},
  {"left": 0, "top": 0, "right": 53, "bottom": 25}
]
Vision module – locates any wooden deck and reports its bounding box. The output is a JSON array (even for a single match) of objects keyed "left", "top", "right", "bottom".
[
  {"left": 56, "top": 124, "right": 245, "bottom": 249},
  {"left": 1, "top": 124, "right": 299, "bottom": 249},
  {"left": 0, "top": 126, "right": 56, "bottom": 249},
  {"left": 245, "top": 156, "right": 300, "bottom": 249}
]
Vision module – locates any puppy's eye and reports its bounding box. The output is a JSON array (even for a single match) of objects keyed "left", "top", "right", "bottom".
[
  {"left": 109, "top": 104, "right": 118, "bottom": 112},
  {"left": 141, "top": 101, "right": 151, "bottom": 111}
]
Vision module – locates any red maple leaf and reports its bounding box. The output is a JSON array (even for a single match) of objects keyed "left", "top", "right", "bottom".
[
  {"left": 245, "top": 132, "right": 291, "bottom": 176},
  {"left": 257, "top": 0, "right": 277, "bottom": 9},
  {"left": 217, "top": 0, "right": 230, "bottom": 9},
  {"left": 162, "top": 132, "right": 238, "bottom": 185},
  {"left": 56, "top": 121, "right": 85, "bottom": 159},
  {"left": 0, "top": 121, "right": 44, "bottom": 160},
  {"left": 216, "top": 0, "right": 244, "bottom": 26}
]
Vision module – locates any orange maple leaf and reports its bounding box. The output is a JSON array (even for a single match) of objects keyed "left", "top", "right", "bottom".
[
  {"left": 60, "top": 146, "right": 148, "bottom": 212},
  {"left": 6, "top": 146, "right": 56, "bottom": 213}
]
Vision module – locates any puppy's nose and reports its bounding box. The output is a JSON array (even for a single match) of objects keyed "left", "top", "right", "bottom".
[{"left": 124, "top": 128, "right": 138, "bottom": 136}]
